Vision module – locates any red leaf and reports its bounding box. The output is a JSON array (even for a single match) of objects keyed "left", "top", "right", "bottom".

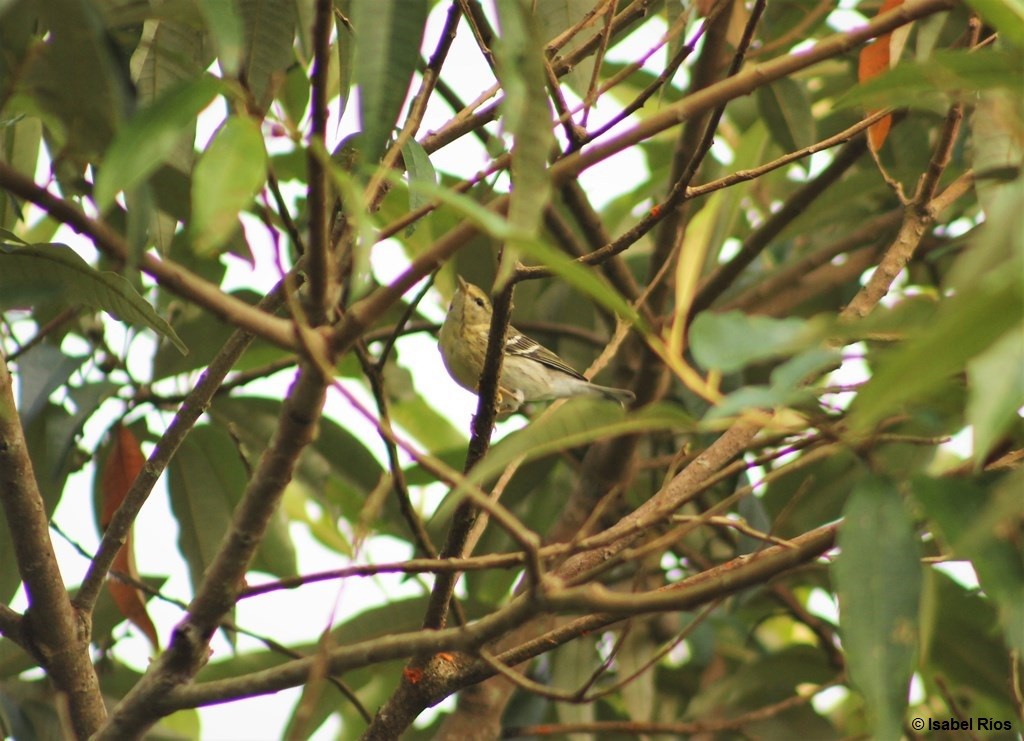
[
  {"left": 857, "top": 0, "right": 905, "bottom": 151},
  {"left": 100, "top": 423, "right": 145, "bottom": 528},
  {"left": 100, "top": 424, "right": 159, "bottom": 650}
]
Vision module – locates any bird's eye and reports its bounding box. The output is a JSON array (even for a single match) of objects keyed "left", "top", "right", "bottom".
[{"left": 474, "top": 297, "right": 486, "bottom": 308}]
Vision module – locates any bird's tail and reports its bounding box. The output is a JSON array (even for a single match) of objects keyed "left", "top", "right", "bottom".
[{"left": 591, "top": 384, "right": 635, "bottom": 406}]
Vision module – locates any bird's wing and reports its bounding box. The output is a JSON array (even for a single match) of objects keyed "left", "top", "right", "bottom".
[{"left": 504, "top": 329, "right": 586, "bottom": 380}]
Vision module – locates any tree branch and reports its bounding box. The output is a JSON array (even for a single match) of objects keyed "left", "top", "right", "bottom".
[
  {"left": 93, "top": 366, "right": 329, "bottom": 739},
  {"left": 0, "top": 163, "right": 305, "bottom": 354},
  {"left": 74, "top": 285, "right": 285, "bottom": 613},
  {"left": 0, "top": 350, "right": 106, "bottom": 738},
  {"left": 304, "top": 0, "right": 335, "bottom": 324}
]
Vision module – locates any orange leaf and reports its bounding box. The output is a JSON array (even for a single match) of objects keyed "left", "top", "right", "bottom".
[
  {"left": 100, "top": 423, "right": 145, "bottom": 528},
  {"left": 857, "top": 0, "right": 905, "bottom": 151},
  {"left": 108, "top": 543, "right": 160, "bottom": 650},
  {"left": 100, "top": 424, "right": 159, "bottom": 650}
]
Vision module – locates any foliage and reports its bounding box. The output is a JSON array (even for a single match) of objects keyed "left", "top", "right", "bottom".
[{"left": 0, "top": 0, "right": 1021, "bottom": 738}]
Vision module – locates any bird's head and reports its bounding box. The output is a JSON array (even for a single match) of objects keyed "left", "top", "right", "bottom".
[{"left": 450, "top": 276, "right": 492, "bottom": 325}]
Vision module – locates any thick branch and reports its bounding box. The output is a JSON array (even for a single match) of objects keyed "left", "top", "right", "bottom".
[
  {"left": 305, "top": 0, "right": 334, "bottom": 324},
  {"left": 0, "top": 351, "right": 106, "bottom": 738}
]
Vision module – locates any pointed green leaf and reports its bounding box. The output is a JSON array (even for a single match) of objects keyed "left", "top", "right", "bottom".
[
  {"left": 335, "top": 10, "right": 355, "bottom": 118},
  {"left": 15, "top": 344, "right": 85, "bottom": 426},
  {"left": 535, "top": 0, "right": 599, "bottom": 95},
  {"left": 922, "top": 569, "right": 1019, "bottom": 708},
  {"left": 838, "top": 49, "right": 1022, "bottom": 111},
  {"left": 964, "top": 0, "right": 1024, "bottom": 48},
  {"left": 465, "top": 400, "right": 692, "bottom": 490},
  {"left": 94, "top": 75, "right": 221, "bottom": 212},
  {"left": 237, "top": 0, "right": 298, "bottom": 113},
  {"left": 848, "top": 275, "right": 1024, "bottom": 433},
  {"left": 913, "top": 474, "right": 1024, "bottom": 653},
  {"left": 190, "top": 116, "right": 268, "bottom": 256},
  {"left": 392, "top": 169, "right": 511, "bottom": 238},
  {"left": 132, "top": 9, "right": 210, "bottom": 254},
  {"left": 495, "top": 0, "right": 554, "bottom": 256},
  {"left": 389, "top": 394, "right": 466, "bottom": 453},
  {"left": 209, "top": 396, "right": 383, "bottom": 499},
  {"left": 755, "top": 78, "right": 816, "bottom": 155},
  {"left": 690, "top": 311, "right": 827, "bottom": 373},
  {"left": 25, "top": 0, "right": 130, "bottom": 160},
  {"left": 0, "top": 243, "right": 187, "bottom": 354},
  {"left": 834, "top": 475, "right": 921, "bottom": 741},
  {"left": 512, "top": 233, "right": 644, "bottom": 329},
  {"left": 967, "top": 325, "right": 1024, "bottom": 464},
  {"left": 350, "top": 0, "right": 428, "bottom": 163},
  {"left": 0, "top": 117, "right": 42, "bottom": 231},
  {"left": 401, "top": 138, "right": 437, "bottom": 216},
  {"left": 168, "top": 425, "right": 297, "bottom": 590},
  {"left": 200, "top": 0, "right": 246, "bottom": 77}
]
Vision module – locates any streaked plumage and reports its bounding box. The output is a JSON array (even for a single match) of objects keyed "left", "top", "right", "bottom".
[{"left": 438, "top": 277, "right": 635, "bottom": 413}]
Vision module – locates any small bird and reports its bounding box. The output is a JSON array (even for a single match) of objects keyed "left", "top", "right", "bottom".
[{"left": 438, "top": 277, "right": 635, "bottom": 413}]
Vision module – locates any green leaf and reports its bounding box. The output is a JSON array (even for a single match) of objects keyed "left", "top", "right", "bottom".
[
  {"left": 464, "top": 400, "right": 692, "bottom": 492},
  {"left": 848, "top": 275, "right": 1024, "bottom": 434},
  {"left": 394, "top": 169, "right": 511, "bottom": 239},
  {"left": 336, "top": 10, "right": 355, "bottom": 118},
  {"left": 237, "top": 0, "right": 298, "bottom": 113},
  {"left": 350, "top": 0, "right": 429, "bottom": 163},
  {"left": 972, "top": 91, "right": 1023, "bottom": 220},
  {"left": 512, "top": 234, "right": 644, "bottom": 329},
  {"left": 967, "top": 325, "right": 1024, "bottom": 464},
  {"left": 401, "top": 138, "right": 437, "bottom": 217},
  {"left": 551, "top": 638, "right": 598, "bottom": 728},
  {"left": 921, "top": 569, "right": 1018, "bottom": 709},
  {"left": 168, "top": 425, "right": 297, "bottom": 590},
  {"left": 495, "top": 0, "right": 554, "bottom": 268},
  {"left": 0, "top": 117, "right": 42, "bottom": 231},
  {"left": 0, "top": 243, "right": 187, "bottom": 354},
  {"left": 190, "top": 116, "right": 268, "bottom": 256},
  {"left": 389, "top": 394, "right": 466, "bottom": 454},
  {"left": 151, "top": 290, "right": 260, "bottom": 379},
  {"left": 283, "top": 487, "right": 352, "bottom": 556},
  {"left": 209, "top": 396, "right": 383, "bottom": 502},
  {"left": 94, "top": 75, "right": 221, "bottom": 212},
  {"left": 837, "top": 49, "right": 1023, "bottom": 112},
  {"left": 833, "top": 475, "right": 921, "bottom": 741},
  {"left": 755, "top": 78, "right": 816, "bottom": 155},
  {"left": 23, "top": 0, "right": 130, "bottom": 161},
  {"left": 965, "top": 0, "right": 1024, "bottom": 48},
  {"left": 762, "top": 449, "right": 859, "bottom": 538},
  {"left": 618, "top": 625, "right": 655, "bottom": 721},
  {"left": 534, "top": 0, "right": 598, "bottom": 96},
  {"left": 690, "top": 311, "right": 826, "bottom": 373},
  {"left": 200, "top": 0, "right": 246, "bottom": 77},
  {"left": 15, "top": 343, "right": 85, "bottom": 426},
  {"left": 913, "top": 474, "right": 1024, "bottom": 653},
  {"left": 131, "top": 8, "right": 210, "bottom": 255}
]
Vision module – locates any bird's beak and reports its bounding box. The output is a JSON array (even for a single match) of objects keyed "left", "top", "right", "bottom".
[{"left": 456, "top": 275, "right": 468, "bottom": 291}]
